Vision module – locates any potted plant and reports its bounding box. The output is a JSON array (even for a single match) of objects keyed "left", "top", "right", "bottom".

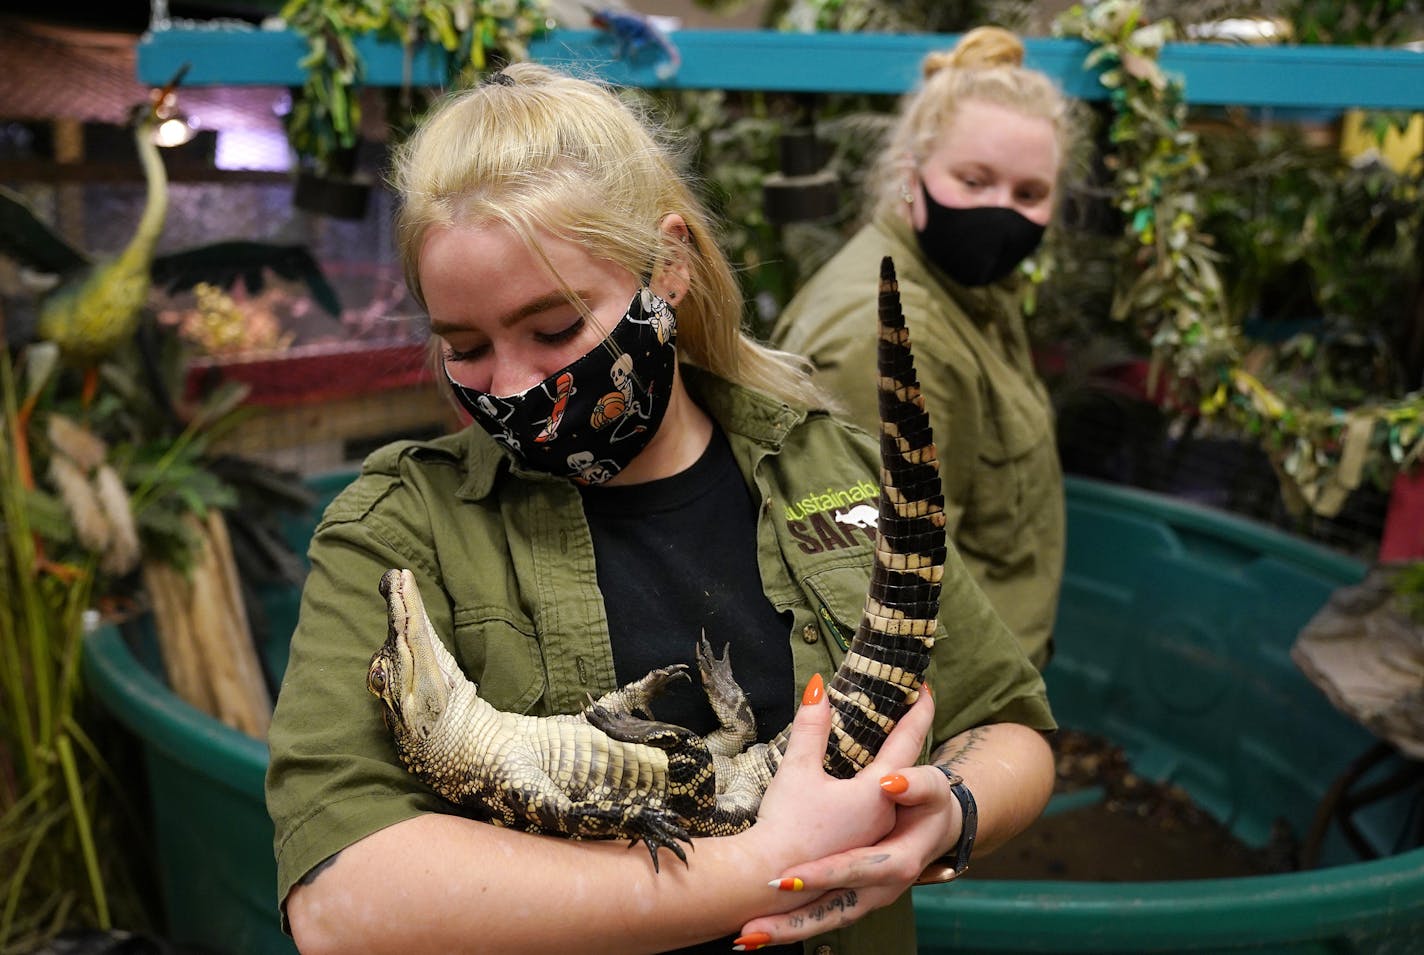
[{"left": 278, "top": 0, "right": 551, "bottom": 219}]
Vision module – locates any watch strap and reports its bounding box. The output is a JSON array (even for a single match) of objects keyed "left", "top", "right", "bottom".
[{"left": 914, "top": 765, "right": 978, "bottom": 885}]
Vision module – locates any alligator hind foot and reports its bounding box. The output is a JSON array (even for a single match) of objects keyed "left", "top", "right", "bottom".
[
  {"left": 696, "top": 634, "right": 756, "bottom": 757},
  {"left": 585, "top": 704, "right": 723, "bottom": 832},
  {"left": 557, "top": 801, "right": 693, "bottom": 872},
  {"left": 585, "top": 702, "right": 702, "bottom": 751},
  {"left": 620, "top": 805, "right": 693, "bottom": 872}
]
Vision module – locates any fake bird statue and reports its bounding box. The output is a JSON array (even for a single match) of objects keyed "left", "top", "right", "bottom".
[
  {"left": 0, "top": 66, "right": 341, "bottom": 409},
  {"left": 0, "top": 66, "right": 344, "bottom": 536}
]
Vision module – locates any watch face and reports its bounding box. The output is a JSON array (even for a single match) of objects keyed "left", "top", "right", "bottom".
[{"left": 913, "top": 859, "right": 965, "bottom": 885}]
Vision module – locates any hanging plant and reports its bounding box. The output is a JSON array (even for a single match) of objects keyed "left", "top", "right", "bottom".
[
  {"left": 1290, "top": 0, "right": 1424, "bottom": 46},
  {"left": 279, "top": 0, "right": 551, "bottom": 214},
  {"left": 1055, "top": 0, "right": 1424, "bottom": 517},
  {"left": 772, "top": 0, "right": 1025, "bottom": 34}
]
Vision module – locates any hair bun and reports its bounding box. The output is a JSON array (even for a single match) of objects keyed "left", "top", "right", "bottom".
[{"left": 924, "top": 25, "right": 1025, "bottom": 79}]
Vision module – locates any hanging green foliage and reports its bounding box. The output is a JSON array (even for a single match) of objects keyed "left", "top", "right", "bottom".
[
  {"left": 280, "top": 0, "right": 552, "bottom": 178},
  {"left": 770, "top": 0, "right": 1026, "bottom": 34},
  {"left": 1290, "top": 0, "right": 1424, "bottom": 46},
  {"left": 1055, "top": 0, "right": 1424, "bottom": 517}
]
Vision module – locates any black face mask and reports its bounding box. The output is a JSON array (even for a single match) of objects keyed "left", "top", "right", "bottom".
[{"left": 913, "top": 182, "right": 1046, "bottom": 287}]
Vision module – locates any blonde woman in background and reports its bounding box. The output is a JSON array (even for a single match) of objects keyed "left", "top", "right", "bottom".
[{"left": 772, "top": 26, "right": 1076, "bottom": 670}]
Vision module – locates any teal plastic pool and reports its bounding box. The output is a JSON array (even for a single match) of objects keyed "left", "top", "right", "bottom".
[{"left": 84, "top": 476, "right": 1424, "bottom": 954}]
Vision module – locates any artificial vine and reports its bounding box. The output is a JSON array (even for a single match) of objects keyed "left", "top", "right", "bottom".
[
  {"left": 280, "top": 0, "right": 551, "bottom": 178},
  {"left": 1055, "top": 0, "right": 1424, "bottom": 517}
]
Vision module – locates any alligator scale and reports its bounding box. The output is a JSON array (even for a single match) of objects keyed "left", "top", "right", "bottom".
[{"left": 367, "top": 256, "right": 946, "bottom": 867}]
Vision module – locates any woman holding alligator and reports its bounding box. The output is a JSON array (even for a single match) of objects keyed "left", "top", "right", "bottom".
[
  {"left": 266, "top": 63, "right": 1054, "bottom": 955},
  {"left": 772, "top": 27, "right": 1075, "bottom": 671}
]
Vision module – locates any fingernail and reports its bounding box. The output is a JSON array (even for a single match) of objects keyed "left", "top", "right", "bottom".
[
  {"left": 768, "top": 876, "right": 804, "bottom": 891},
  {"left": 802, "top": 673, "right": 824, "bottom": 706},
  {"left": 923, "top": 680, "right": 932, "bottom": 697},
  {"left": 733, "top": 933, "right": 773, "bottom": 951},
  {"left": 880, "top": 773, "right": 909, "bottom": 794}
]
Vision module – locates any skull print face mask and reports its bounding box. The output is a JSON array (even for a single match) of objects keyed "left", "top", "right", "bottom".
[{"left": 445, "top": 288, "right": 678, "bottom": 486}]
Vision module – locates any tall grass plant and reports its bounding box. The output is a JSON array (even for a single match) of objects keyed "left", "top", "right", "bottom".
[{"left": 0, "top": 350, "right": 147, "bottom": 953}]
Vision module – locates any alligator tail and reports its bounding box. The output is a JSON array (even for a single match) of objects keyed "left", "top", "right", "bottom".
[
  {"left": 761, "top": 256, "right": 947, "bottom": 781},
  {"left": 820, "top": 255, "right": 947, "bottom": 777}
]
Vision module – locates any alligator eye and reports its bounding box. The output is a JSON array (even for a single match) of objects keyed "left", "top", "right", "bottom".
[{"left": 369, "top": 667, "right": 386, "bottom": 694}]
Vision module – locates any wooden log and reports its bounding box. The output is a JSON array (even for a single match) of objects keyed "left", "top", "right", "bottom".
[
  {"left": 187, "top": 543, "right": 247, "bottom": 733},
  {"left": 186, "top": 513, "right": 271, "bottom": 738},
  {"left": 142, "top": 560, "right": 214, "bottom": 715},
  {"left": 204, "top": 508, "right": 269, "bottom": 727},
  {"left": 141, "top": 511, "right": 272, "bottom": 738},
  {"left": 209, "top": 510, "right": 273, "bottom": 737}
]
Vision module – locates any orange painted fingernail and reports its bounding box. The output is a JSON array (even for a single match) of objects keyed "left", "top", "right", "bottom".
[
  {"left": 802, "top": 672, "right": 824, "bottom": 706},
  {"left": 923, "top": 680, "right": 932, "bottom": 697},
  {"left": 733, "top": 933, "right": 773, "bottom": 951},
  {"left": 768, "top": 876, "right": 804, "bottom": 891},
  {"left": 880, "top": 773, "right": 909, "bottom": 794}
]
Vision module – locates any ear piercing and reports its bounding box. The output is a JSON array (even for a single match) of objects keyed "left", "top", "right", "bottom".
[{"left": 900, "top": 182, "right": 915, "bottom": 204}]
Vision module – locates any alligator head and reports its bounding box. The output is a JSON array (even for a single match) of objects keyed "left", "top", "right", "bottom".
[{"left": 368, "top": 568, "right": 464, "bottom": 748}]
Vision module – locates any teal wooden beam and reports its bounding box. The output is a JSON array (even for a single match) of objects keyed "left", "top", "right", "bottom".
[
  {"left": 137, "top": 26, "right": 1424, "bottom": 109},
  {"left": 136, "top": 27, "right": 452, "bottom": 87}
]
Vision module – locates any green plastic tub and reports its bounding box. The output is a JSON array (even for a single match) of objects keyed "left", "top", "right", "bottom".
[
  {"left": 913, "top": 478, "right": 1424, "bottom": 955},
  {"left": 84, "top": 476, "right": 1424, "bottom": 954},
  {"left": 82, "top": 471, "right": 354, "bottom": 955}
]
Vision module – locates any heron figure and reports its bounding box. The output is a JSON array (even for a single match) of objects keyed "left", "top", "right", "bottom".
[{"left": 1, "top": 66, "right": 341, "bottom": 489}]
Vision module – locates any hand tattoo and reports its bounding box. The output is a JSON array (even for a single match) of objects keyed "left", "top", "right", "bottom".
[{"left": 787, "top": 889, "right": 860, "bottom": 929}]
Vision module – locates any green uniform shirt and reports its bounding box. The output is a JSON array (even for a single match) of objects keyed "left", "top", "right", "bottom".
[
  {"left": 772, "top": 216, "right": 1066, "bottom": 669},
  {"left": 265, "top": 365, "right": 1054, "bottom": 954}
]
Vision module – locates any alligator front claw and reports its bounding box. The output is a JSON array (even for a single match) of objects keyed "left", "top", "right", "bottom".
[{"left": 585, "top": 663, "right": 693, "bottom": 720}]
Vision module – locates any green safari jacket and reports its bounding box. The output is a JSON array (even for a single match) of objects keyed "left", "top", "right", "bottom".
[
  {"left": 265, "top": 364, "right": 1055, "bottom": 955},
  {"left": 771, "top": 215, "right": 1066, "bottom": 669}
]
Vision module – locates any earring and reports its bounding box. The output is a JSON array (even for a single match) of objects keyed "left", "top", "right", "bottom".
[{"left": 900, "top": 182, "right": 915, "bottom": 204}]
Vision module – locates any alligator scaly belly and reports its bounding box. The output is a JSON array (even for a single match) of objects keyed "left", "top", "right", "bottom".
[{"left": 367, "top": 256, "right": 945, "bottom": 866}]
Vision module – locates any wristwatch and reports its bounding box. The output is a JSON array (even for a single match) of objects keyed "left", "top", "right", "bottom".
[{"left": 914, "top": 766, "right": 978, "bottom": 885}]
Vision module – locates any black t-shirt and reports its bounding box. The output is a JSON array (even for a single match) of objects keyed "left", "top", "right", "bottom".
[
  {"left": 579, "top": 426, "right": 799, "bottom": 955},
  {"left": 579, "top": 426, "right": 794, "bottom": 741}
]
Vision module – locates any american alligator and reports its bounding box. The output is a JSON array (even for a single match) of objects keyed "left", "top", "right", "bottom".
[{"left": 367, "top": 255, "right": 945, "bottom": 867}]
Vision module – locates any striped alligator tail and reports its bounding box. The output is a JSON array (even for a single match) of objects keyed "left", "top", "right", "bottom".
[{"left": 767, "top": 255, "right": 947, "bottom": 780}]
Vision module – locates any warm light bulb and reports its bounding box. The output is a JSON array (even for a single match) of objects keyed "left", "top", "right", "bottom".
[{"left": 154, "top": 116, "right": 196, "bottom": 148}]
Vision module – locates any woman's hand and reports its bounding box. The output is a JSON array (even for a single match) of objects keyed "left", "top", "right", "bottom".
[
  {"left": 734, "top": 677, "right": 938, "bottom": 949},
  {"left": 737, "top": 716, "right": 1056, "bottom": 950}
]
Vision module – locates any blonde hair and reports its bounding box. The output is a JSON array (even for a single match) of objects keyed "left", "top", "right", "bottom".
[
  {"left": 869, "top": 26, "right": 1075, "bottom": 219},
  {"left": 393, "top": 62, "right": 821, "bottom": 408}
]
